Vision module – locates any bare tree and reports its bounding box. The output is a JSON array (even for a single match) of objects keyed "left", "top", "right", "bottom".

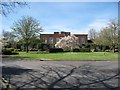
[
  {"left": 2, "top": 30, "right": 16, "bottom": 48},
  {"left": 0, "top": 0, "right": 27, "bottom": 16},
  {"left": 95, "top": 19, "right": 118, "bottom": 52},
  {"left": 88, "top": 28, "right": 97, "bottom": 40},
  {"left": 11, "top": 16, "right": 43, "bottom": 53}
]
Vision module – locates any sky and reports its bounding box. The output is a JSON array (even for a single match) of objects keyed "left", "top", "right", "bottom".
[{"left": 1, "top": 1, "right": 118, "bottom": 35}]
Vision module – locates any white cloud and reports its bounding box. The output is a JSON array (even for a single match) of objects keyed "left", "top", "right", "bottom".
[
  {"left": 88, "top": 19, "right": 109, "bottom": 31},
  {"left": 42, "top": 24, "right": 88, "bottom": 34},
  {"left": 77, "top": 19, "right": 110, "bottom": 34},
  {"left": 41, "top": 18, "right": 110, "bottom": 35}
]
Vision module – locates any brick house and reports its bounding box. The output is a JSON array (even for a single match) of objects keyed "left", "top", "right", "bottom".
[{"left": 40, "top": 31, "right": 88, "bottom": 45}]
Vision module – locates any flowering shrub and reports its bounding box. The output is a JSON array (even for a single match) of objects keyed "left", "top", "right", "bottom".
[{"left": 55, "top": 35, "right": 79, "bottom": 51}]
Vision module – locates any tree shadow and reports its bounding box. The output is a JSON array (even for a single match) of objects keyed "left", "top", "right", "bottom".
[
  {"left": 2, "top": 66, "right": 32, "bottom": 76},
  {"left": 1, "top": 64, "right": 120, "bottom": 90}
]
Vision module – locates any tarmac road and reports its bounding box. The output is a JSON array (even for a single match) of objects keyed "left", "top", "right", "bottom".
[{"left": 1, "top": 58, "right": 120, "bottom": 89}]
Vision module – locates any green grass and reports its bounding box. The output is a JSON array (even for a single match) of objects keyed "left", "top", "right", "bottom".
[{"left": 11, "top": 52, "right": 118, "bottom": 60}]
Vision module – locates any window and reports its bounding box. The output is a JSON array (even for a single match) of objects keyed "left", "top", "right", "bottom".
[
  {"left": 50, "top": 37, "right": 53, "bottom": 43},
  {"left": 56, "top": 37, "right": 59, "bottom": 43},
  {"left": 45, "top": 38, "right": 47, "bottom": 43},
  {"left": 81, "top": 37, "right": 85, "bottom": 44}
]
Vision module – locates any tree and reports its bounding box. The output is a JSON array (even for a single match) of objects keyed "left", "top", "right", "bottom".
[
  {"left": 55, "top": 35, "right": 79, "bottom": 51},
  {"left": 0, "top": 0, "right": 27, "bottom": 16},
  {"left": 2, "top": 30, "right": 16, "bottom": 48},
  {"left": 0, "top": 37, "right": 2, "bottom": 53},
  {"left": 29, "top": 36, "right": 41, "bottom": 49},
  {"left": 88, "top": 28, "right": 97, "bottom": 40},
  {"left": 95, "top": 19, "right": 118, "bottom": 52},
  {"left": 12, "top": 16, "right": 43, "bottom": 53}
]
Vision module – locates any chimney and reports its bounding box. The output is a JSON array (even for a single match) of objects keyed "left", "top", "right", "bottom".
[
  {"left": 54, "top": 32, "right": 59, "bottom": 34},
  {"left": 61, "top": 31, "right": 65, "bottom": 35}
]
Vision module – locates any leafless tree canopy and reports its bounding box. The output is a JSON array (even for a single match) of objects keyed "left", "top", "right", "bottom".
[
  {"left": 11, "top": 16, "right": 43, "bottom": 53},
  {"left": 88, "top": 28, "right": 97, "bottom": 40},
  {"left": 0, "top": 0, "right": 27, "bottom": 16}
]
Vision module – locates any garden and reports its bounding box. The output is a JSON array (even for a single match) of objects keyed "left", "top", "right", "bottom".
[
  {"left": 1, "top": 47, "right": 118, "bottom": 61},
  {"left": 1, "top": 17, "right": 119, "bottom": 61}
]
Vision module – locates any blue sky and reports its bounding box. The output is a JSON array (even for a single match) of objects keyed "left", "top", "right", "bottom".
[{"left": 1, "top": 2, "right": 118, "bottom": 35}]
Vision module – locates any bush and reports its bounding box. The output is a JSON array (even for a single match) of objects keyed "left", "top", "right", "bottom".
[
  {"left": 11, "top": 51, "right": 19, "bottom": 55},
  {"left": 91, "top": 49, "right": 95, "bottom": 52},
  {"left": 7, "top": 48, "right": 15, "bottom": 51},
  {"left": 73, "top": 48, "right": 80, "bottom": 52},
  {"left": 105, "top": 50, "right": 111, "bottom": 52},
  {"left": 115, "top": 49, "right": 118, "bottom": 52},
  {"left": 40, "top": 49, "right": 46, "bottom": 51},
  {"left": 49, "top": 48, "right": 63, "bottom": 53},
  {"left": 40, "top": 44, "right": 50, "bottom": 51},
  {"left": 16, "top": 49, "right": 21, "bottom": 51},
  {"left": 2, "top": 48, "right": 19, "bottom": 55},
  {"left": 2, "top": 49, "right": 12, "bottom": 55},
  {"left": 36, "top": 51, "right": 49, "bottom": 54},
  {"left": 64, "top": 50, "right": 71, "bottom": 52},
  {"left": 29, "top": 48, "right": 38, "bottom": 51},
  {"left": 79, "top": 48, "right": 90, "bottom": 52}
]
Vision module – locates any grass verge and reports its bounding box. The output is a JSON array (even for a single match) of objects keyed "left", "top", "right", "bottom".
[{"left": 10, "top": 52, "right": 118, "bottom": 61}]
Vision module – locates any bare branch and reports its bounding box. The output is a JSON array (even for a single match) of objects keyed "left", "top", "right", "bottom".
[{"left": 0, "top": 0, "right": 27, "bottom": 16}]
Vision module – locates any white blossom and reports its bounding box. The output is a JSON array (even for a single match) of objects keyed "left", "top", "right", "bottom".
[{"left": 55, "top": 35, "right": 79, "bottom": 51}]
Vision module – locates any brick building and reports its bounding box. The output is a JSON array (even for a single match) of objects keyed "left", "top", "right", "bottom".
[{"left": 40, "top": 31, "right": 88, "bottom": 45}]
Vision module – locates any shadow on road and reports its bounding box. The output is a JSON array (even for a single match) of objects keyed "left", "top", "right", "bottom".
[
  {"left": 2, "top": 66, "right": 32, "bottom": 76},
  {"left": 1, "top": 65, "right": 120, "bottom": 90}
]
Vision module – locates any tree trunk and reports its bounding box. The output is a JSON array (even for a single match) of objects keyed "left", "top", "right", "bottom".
[
  {"left": 26, "top": 44, "right": 29, "bottom": 53},
  {"left": 113, "top": 45, "right": 115, "bottom": 53},
  {"left": 26, "top": 39, "right": 29, "bottom": 53}
]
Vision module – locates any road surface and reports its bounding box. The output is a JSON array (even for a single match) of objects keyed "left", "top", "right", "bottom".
[{"left": 1, "top": 57, "right": 120, "bottom": 89}]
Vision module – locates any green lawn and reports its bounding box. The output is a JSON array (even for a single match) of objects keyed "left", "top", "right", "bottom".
[{"left": 11, "top": 52, "right": 118, "bottom": 60}]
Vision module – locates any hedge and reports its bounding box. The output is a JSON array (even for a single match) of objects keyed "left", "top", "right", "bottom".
[
  {"left": 73, "top": 48, "right": 80, "bottom": 52},
  {"left": 29, "top": 48, "right": 38, "bottom": 51},
  {"left": 49, "top": 48, "right": 63, "bottom": 53},
  {"left": 2, "top": 48, "right": 19, "bottom": 55},
  {"left": 79, "top": 48, "right": 90, "bottom": 52}
]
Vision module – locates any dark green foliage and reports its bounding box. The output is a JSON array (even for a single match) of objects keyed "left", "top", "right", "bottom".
[
  {"left": 49, "top": 48, "right": 63, "bottom": 53},
  {"left": 73, "top": 48, "right": 80, "bottom": 52},
  {"left": 61, "top": 47, "right": 71, "bottom": 52},
  {"left": 36, "top": 51, "right": 49, "bottom": 54},
  {"left": 64, "top": 50, "right": 71, "bottom": 52},
  {"left": 40, "top": 43, "right": 50, "bottom": 51},
  {"left": 105, "top": 50, "right": 112, "bottom": 52},
  {"left": 29, "top": 48, "right": 38, "bottom": 51},
  {"left": 7, "top": 48, "right": 15, "bottom": 51},
  {"left": 15, "top": 49, "right": 21, "bottom": 51},
  {"left": 2, "top": 49, "right": 12, "bottom": 55},
  {"left": 114, "top": 49, "right": 118, "bottom": 52},
  {"left": 11, "top": 51, "right": 19, "bottom": 55},
  {"left": 79, "top": 48, "right": 91, "bottom": 52},
  {"left": 2, "top": 48, "right": 19, "bottom": 55}
]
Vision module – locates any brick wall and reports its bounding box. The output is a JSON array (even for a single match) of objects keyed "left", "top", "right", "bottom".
[{"left": 40, "top": 32, "right": 88, "bottom": 44}]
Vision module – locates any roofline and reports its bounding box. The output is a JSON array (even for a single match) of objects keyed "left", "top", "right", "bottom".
[
  {"left": 40, "top": 34, "right": 53, "bottom": 35},
  {"left": 40, "top": 33, "right": 88, "bottom": 36},
  {"left": 74, "top": 34, "right": 88, "bottom": 35}
]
